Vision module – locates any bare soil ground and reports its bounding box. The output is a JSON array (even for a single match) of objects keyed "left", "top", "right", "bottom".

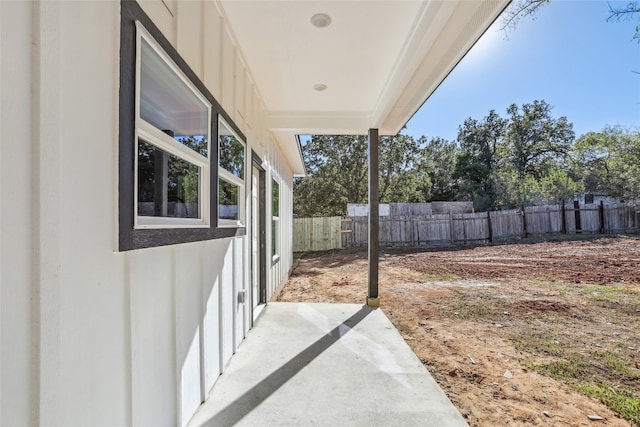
[{"left": 275, "top": 235, "right": 640, "bottom": 426}]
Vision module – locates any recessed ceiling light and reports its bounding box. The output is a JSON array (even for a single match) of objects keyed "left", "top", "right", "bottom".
[
  {"left": 313, "top": 84, "right": 327, "bottom": 92},
  {"left": 310, "top": 13, "right": 331, "bottom": 28}
]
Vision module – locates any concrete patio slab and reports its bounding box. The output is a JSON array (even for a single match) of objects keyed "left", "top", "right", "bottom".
[{"left": 187, "top": 302, "right": 468, "bottom": 427}]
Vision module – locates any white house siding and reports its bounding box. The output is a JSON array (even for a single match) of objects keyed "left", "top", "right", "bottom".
[
  {"left": 0, "top": 2, "right": 130, "bottom": 425},
  {"left": 1, "top": 2, "right": 35, "bottom": 425},
  {"left": 268, "top": 144, "right": 295, "bottom": 299},
  {"left": 0, "top": 1, "right": 296, "bottom": 427}
]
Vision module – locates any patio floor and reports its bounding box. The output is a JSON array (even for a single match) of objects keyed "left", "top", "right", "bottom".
[{"left": 187, "top": 302, "right": 468, "bottom": 427}]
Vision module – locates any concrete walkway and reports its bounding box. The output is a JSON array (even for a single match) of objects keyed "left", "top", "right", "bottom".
[{"left": 187, "top": 302, "right": 468, "bottom": 427}]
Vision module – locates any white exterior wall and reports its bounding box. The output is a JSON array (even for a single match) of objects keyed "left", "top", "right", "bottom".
[
  {"left": 268, "top": 143, "right": 295, "bottom": 298},
  {"left": 0, "top": 1, "right": 295, "bottom": 426},
  {"left": 1, "top": 2, "right": 35, "bottom": 425}
]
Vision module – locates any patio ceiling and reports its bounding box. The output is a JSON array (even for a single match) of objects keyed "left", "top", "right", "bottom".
[{"left": 219, "top": 0, "right": 510, "bottom": 175}]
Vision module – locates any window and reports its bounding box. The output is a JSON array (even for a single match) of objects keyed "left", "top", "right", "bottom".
[
  {"left": 135, "top": 23, "right": 211, "bottom": 228},
  {"left": 272, "top": 177, "right": 280, "bottom": 260},
  {"left": 218, "top": 118, "right": 246, "bottom": 227},
  {"left": 119, "top": 2, "right": 247, "bottom": 250}
]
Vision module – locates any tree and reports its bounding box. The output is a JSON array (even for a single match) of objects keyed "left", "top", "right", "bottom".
[
  {"left": 138, "top": 137, "right": 203, "bottom": 218},
  {"left": 453, "top": 110, "right": 508, "bottom": 210},
  {"left": 505, "top": 100, "right": 574, "bottom": 179},
  {"left": 378, "top": 133, "right": 424, "bottom": 203},
  {"left": 458, "top": 110, "right": 507, "bottom": 171},
  {"left": 452, "top": 101, "right": 577, "bottom": 210},
  {"left": 502, "top": 100, "right": 575, "bottom": 206},
  {"left": 293, "top": 132, "right": 425, "bottom": 217},
  {"left": 500, "top": 0, "right": 549, "bottom": 34},
  {"left": 419, "top": 137, "right": 458, "bottom": 201},
  {"left": 502, "top": 0, "right": 640, "bottom": 41},
  {"left": 495, "top": 167, "right": 582, "bottom": 207},
  {"left": 607, "top": 2, "right": 640, "bottom": 41},
  {"left": 572, "top": 126, "right": 640, "bottom": 203},
  {"left": 294, "top": 135, "right": 368, "bottom": 217}
]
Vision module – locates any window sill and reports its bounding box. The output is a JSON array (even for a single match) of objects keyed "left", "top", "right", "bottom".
[
  {"left": 218, "top": 219, "right": 245, "bottom": 228},
  {"left": 136, "top": 217, "right": 209, "bottom": 229}
]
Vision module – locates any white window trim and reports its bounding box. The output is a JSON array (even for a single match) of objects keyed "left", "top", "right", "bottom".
[
  {"left": 133, "top": 22, "right": 212, "bottom": 229},
  {"left": 218, "top": 117, "right": 246, "bottom": 228},
  {"left": 271, "top": 174, "right": 280, "bottom": 262}
]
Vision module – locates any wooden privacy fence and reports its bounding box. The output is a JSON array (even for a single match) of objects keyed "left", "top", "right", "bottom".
[
  {"left": 293, "top": 216, "right": 342, "bottom": 252},
  {"left": 340, "top": 203, "right": 639, "bottom": 248}
]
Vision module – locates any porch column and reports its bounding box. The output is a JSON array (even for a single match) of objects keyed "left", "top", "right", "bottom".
[{"left": 367, "top": 128, "right": 380, "bottom": 307}]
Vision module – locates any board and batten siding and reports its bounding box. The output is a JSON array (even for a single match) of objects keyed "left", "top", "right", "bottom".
[
  {"left": 0, "top": 1, "right": 294, "bottom": 426},
  {"left": 268, "top": 144, "right": 296, "bottom": 299}
]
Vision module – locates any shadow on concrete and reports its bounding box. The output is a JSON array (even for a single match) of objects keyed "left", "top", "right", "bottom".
[{"left": 200, "top": 305, "right": 373, "bottom": 426}]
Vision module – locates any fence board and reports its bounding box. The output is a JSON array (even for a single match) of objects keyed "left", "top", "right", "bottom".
[
  {"left": 293, "top": 216, "right": 342, "bottom": 252},
  {"left": 525, "top": 205, "right": 563, "bottom": 235},
  {"left": 490, "top": 209, "right": 523, "bottom": 240},
  {"left": 414, "top": 215, "right": 451, "bottom": 245},
  {"left": 580, "top": 203, "right": 600, "bottom": 233},
  {"left": 604, "top": 204, "right": 639, "bottom": 232},
  {"left": 330, "top": 203, "right": 639, "bottom": 249}
]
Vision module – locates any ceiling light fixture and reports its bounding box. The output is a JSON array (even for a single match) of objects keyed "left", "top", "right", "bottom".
[
  {"left": 310, "top": 13, "right": 331, "bottom": 28},
  {"left": 313, "top": 84, "right": 327, "bottom": 92}
]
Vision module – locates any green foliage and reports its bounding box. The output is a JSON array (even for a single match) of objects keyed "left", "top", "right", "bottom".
[
  {"left": 294, "top": 101, "right": 637, "bottom": 217},
  {"left": 453, "top": 110, "right": 507, "bottom": 210},
  {"left": 219, "top": 180, "right": 237, "bottom": 206},
  {"left": 523, "top": 345, "right": 640, "bottom": 424},
  {"left": 272, "top": 179, "right": 280, "bottom": 217},
  {"left": 494, "top": 167, "right": 583, "bottom": 208},
  {"left": 138, "top": 138, "right": 202, "bottom": 211},
  {"left": 453, "top": 101, "right": 578, "bottom": 210},
  {"left": 458, "top": 110, "right": 507, "bottom": 172},
  {"left": 572, "top": 126, "right": 640, "bottom": 204},
  {"left": 219, "top": 134, "right": 245, "bottom": 178},
  {"left": 293, "top": 133, "right": 427, "bottom": 217},
  {"left": 180, "top": 167, "right": 199, "bottom": 204},
  {"left": 531, "top": 357, "right": 587, "bottom": 380},
  {"left": 379, "top": 133, "right": 425, "bottom": 203},
  {"left": 294, "top": 135, "right": 368, "bottom": 217},
  {"left": 506, "top": 100, "right": 574, "bottom": 179},
  {"left": 419, "top": 137, "right": 457, "bottom": 201},
  {"left": 175, "top": 136, "right": 206, "bottom": 205},
  {"left": 577, "top": 384, "right": 640, "bottom": 424}
]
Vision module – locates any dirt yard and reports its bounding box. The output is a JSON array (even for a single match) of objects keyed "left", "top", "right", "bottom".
[{"left": 275, "top": 235, "right": 640, "bottom": 426}]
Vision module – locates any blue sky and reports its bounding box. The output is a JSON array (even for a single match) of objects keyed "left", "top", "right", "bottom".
[{"left": 404, "top": 0, "right": 640, "bottom": 142}]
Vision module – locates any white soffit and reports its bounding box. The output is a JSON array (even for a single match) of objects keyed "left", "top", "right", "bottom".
[{"left": 219, "top": 0, "right": 510, "bottom": 173}]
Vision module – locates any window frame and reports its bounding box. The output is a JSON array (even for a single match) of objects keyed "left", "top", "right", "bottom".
[
  {"left": 119, "top": 1, "right": 246, "bottom": 250},
  {"left": 271, "top": 174, "right": 280, "bottom": 263},
  {"left": 217, "top": 117, "right": 246, "bottom": 228},
  {"left": 134, "top": 23, "right": 212, "bottom": 228}
]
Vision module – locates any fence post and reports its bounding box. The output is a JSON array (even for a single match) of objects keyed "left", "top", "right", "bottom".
[
  {"left": 598, "top": 200, "right": 605, "bottom": 234},
  {"left": 561, "top": 199, "right": 567, "bottom": 234},
  {"left": 574, "top": 200, "right": 582, "bottom": 233},
  {"left": 487, "top": 210, "right": 493, "bottom": 243},
  {"left": 521, "top": 206, "right": 528, "bottom": 238}
]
